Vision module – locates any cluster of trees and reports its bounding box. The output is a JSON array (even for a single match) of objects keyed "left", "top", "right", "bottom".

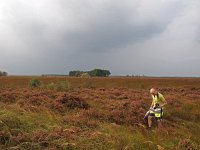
[
  {"left": 0, "top": 71, "right": 8, "bottom": 76},
  {"left": 69, "top": 69, "right": 111, "bottom": 77}
]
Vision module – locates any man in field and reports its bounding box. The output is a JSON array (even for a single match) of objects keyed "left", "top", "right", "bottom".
[{"left": 144, "top": 88, "right": 167, "bottom": 128}]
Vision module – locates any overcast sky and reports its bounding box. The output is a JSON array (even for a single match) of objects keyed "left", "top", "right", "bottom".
[{"left": 0, "top": 0, "right": 200, "bottom": 76}]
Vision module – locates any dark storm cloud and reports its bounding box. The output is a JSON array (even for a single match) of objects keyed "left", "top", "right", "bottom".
[
  {"left": 48, "top": 0, "right": 183, "bottom": 53},
  {"left": 60, "top": 22, "right": 164, "bottom": 53},
  {"left": 0, "top": 0, "right": 200, "bottom": 76}
]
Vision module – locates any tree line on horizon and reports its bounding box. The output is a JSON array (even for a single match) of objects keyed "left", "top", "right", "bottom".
[
  {"left": 0, "top": 71, "right": 8, "bottom": 76},
  {"left": 69, "top": 69, "right": 111, "bottom": 77}
]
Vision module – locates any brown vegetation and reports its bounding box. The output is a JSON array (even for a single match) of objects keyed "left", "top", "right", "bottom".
[{"left": 0, "top": 77, "right": 199, "bottom": 149}]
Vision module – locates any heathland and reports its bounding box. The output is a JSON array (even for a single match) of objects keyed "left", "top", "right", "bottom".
[{"left": 0, "top": 76, "right": 199, "bottom": 149}]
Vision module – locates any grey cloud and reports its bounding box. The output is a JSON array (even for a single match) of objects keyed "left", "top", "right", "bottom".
[
  {"left": 50, "top": 0, "right": 184, "bottom": 53},
  {"left": 0, "top": 0, "right": 200, "bottom": 76},
  {"left": 3, "top": 0, "right": 183, "bottom": 53}
]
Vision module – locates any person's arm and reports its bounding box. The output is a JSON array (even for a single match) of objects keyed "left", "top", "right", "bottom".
[
  {"left": 160, "top": 97, "right": 167, "bottom": 107},
  {"left": 150, "top": 101, "right": 154, "bottom": 109}
]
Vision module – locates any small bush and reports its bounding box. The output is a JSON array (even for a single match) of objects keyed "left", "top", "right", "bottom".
[
  {"left": 45, "top": 81, "right": 70, "bottom": 91},
  {"left": 45, "top": 83, "right": 56, "bottom": 90},
  {"left": 29, "top": 78, "right": 41, "bottom": 88},
  {"left": 55, "top": 81, "right": 70, "bottom": 91}
]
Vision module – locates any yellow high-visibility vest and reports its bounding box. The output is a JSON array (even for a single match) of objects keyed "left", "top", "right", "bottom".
[{"left": 151, "top": 92, "right": 165, "bottom": 107}]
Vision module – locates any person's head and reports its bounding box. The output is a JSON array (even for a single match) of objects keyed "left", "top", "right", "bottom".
[{"left": 150, "top": 88, "right": 158, "bottom": 95}]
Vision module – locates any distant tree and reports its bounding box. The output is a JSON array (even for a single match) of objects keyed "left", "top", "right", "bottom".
[
  {"left": 69, "top": 70, "right": 83, "bottom": 77},
  {"left": 88, "top": 69, "right": 111, "bottom": 77},
  {"left": 69, "top": 69, "right": 111, "bottom": 77},
  {"left": 0, "top": 71, "right": 8, "bottom": 76},
  {"left": 2, "top": 72, "right": 8, "bottom": 76},
  {"left": 102, "top": 69, "right": 111, "bottom": 77},
  {"left": 81, "top": 73, "right": 91, "bottom": 78},
  {"left": 69, "top": 71, "right": 77, "bottom": 76}
]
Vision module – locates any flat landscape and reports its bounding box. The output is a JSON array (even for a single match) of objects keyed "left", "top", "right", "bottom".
[{"left": 0, "top": 76, "right": 199, "bottom": 149}]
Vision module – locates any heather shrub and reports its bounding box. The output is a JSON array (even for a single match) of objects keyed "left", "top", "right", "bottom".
[
  {"left": 52, "top": 94, "right": 90, "bottom": 113},
  {"left": 55, "top": 81, "right": 70, "bottom": 91},
  {"left": 29, "top": 78, "right": 41, "bottom": 88},
  {"left": 46, "top": 82, "right": 55, "bottom": 90}
]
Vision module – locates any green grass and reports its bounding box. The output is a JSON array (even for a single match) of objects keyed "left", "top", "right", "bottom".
[
  {"left": 0, "top": 103, "right": 198, "bottom": 149},
  {"left": 0, "top": 107, "right": 62, "bottom": 132}
]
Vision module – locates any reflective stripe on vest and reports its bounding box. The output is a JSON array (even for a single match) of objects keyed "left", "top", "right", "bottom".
[
  {"left": 149, "top": 108, "right": 163, "bottom": 118},
  {"left": 151, "top": 93, "right": 164, "bottom": 107}
]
